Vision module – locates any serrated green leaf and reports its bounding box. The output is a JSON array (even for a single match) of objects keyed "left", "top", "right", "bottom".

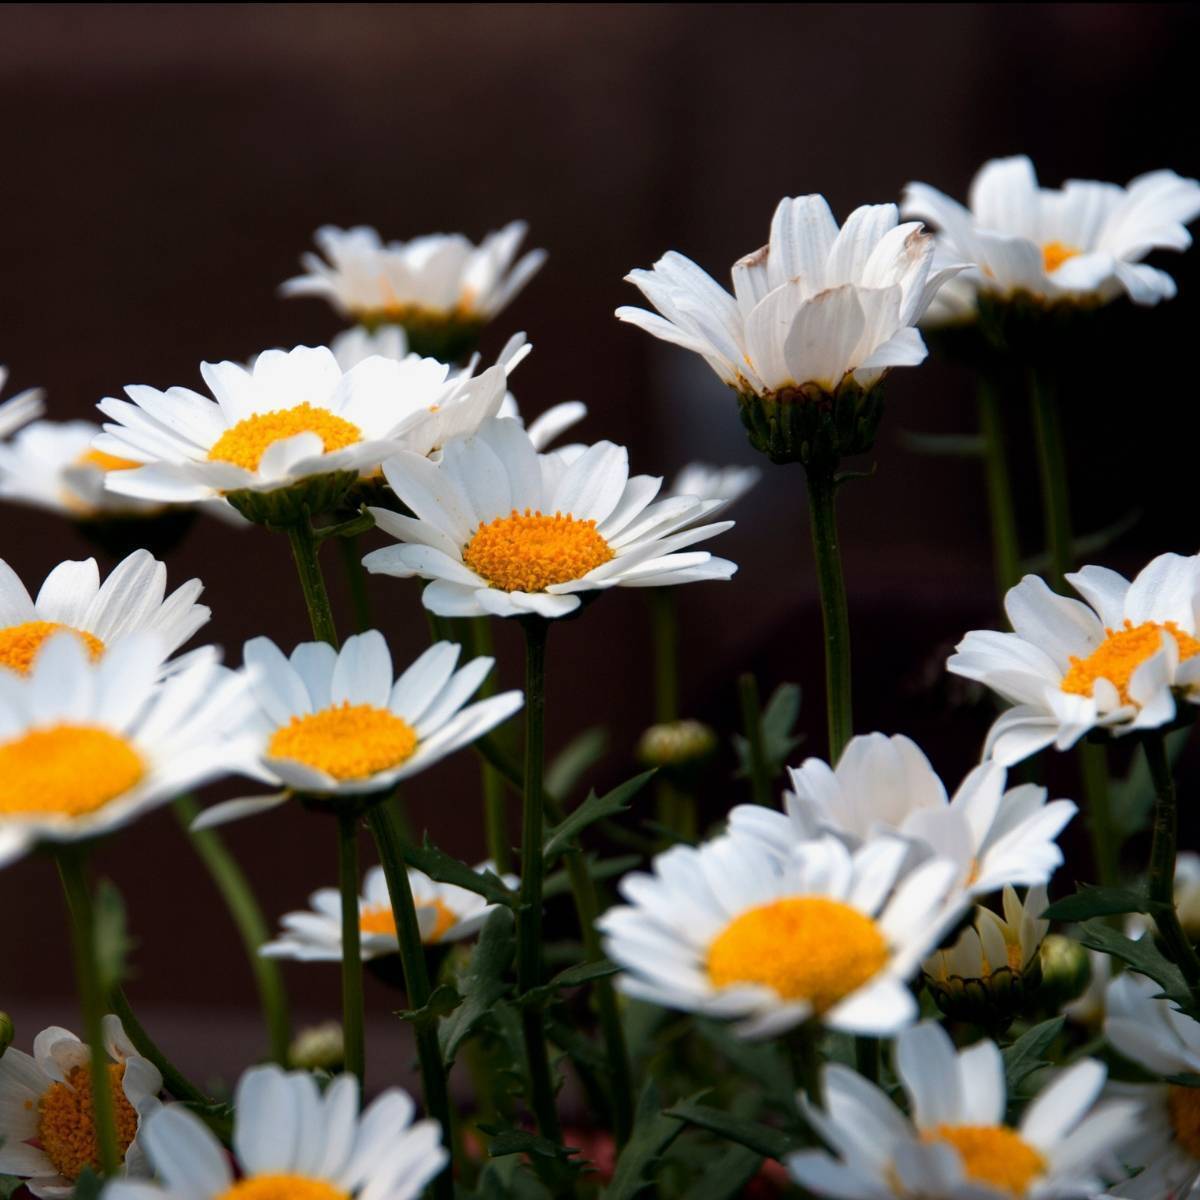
[
  {"left": 1076, "top": 920, "right": 1192, "bottom": 1010},
  {"left": 680, "top": 1144, "right": 763, "bottom": 1200},
  {"left": 395, "top": 983, "right": 462, "bottom": 1030},
  {"left": 603, "top": 1081, "right": 686, "bottom": 1199},
  {"left": 544, "top": 854, "right": 641, "bottom": 900},
  {"left": 733, "top": 682, "right": 802, "bottom": 782},
  {"left": 93, "top": 879, "right": 132, "bottom": 994},
  {"left": 1042, "top": 885, "right": 1164, "bottom": 923},
  {"left": 546, "top": 727, "right": 609, "bottom": 801},
  {"left": 1002, "top": 1017, "right": 1065, "bottom": 1096},
  {"left": 664, "top": 1101, "right": 796, "bottom": 1161},
  {"left": 543, "top": 771, "right": 655, "bottom": 862},
  {"left": 898, "top": 430, "right": 985, "bottom": 457},
  {"left": 481, "top": 1125, "right": 578, "bottom": 1162},
  {"left": 439, "top": 908, "right": 515, "bottom": 1066},
  {"left": 402, "top": 839, "right": 517, "bottom": 907}
]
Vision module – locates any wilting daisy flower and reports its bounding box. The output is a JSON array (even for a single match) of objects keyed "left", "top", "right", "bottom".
[
  {"left": 363, "top": 417, "right": 736, "bottom": 619},
  {"left": 789, "top": 1020, "right": 1141, "bottom": 1199},
  {"left": 0, "top": 366, "right": 44, "bottom": 437},
  {"left": 193, "top": 631, "right": 522, "bottom": 826},
  {"left": 261, "top": 862, "right": 518, "bottom": 961},
  {"left": 728, "top": 732, "right": 1075, "bottom": 900},
  {"left": 0, "top": 550, "right": 208, "bottom": 676},
  {"left": 0, "top": 1015, "right": 161, "bottom": 1197},
  {"left": 1104, "top": 972, "right": 1200, "bottom": 1199},
  {"left": 104, "top": 1064, "right": 447, "bottom": 1200},
  {"left": 948, "top": 554, "right": 1200, "bottom": 765},
  {"left": 0, "top": 632, "right": 254, "bottom": 870},
  {"left": 597, "top": 833, "right": 961, "bottom": 1039},
  {"left": 667, "top": 463, "right": 761, "bottom": 513},
  {"left": 904, "top": 156, "right": 1200, "bottom": 309}
]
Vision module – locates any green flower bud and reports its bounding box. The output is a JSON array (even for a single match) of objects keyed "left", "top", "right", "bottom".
[
  {"left": 227, "top": 471, "right": 360, "bottom": 528},
  {"left": 637, "top": 720, "right": 718, "bottom": 768},
  {"left": 1037, "top": 934, "right": 1093, "bottom": 1011},
  {"left": 288, "top": 1022, "right": 345, "bottom": 1072}
]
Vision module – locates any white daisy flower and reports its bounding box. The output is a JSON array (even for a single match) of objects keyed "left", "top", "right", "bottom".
[
  {"left": 104, "top": 1064, "right": 447, "bottom": 1200},
  {"left": 329, "top": 324, "right": 410, "bottom": 369},
  {"left": 947, "top": 554, "right": 1200, "bottom": 766},
  {"left": 496, "top": 394, "right": 587, "bottom": 452},
  {"left": 0, "top": 1015, "right": 161, "bottom": 1198},
  {"left": 261, "top": 862, "right": 518, "bottom": 961},
  {"left": 362, "top": 416, "right": 737, "bottom": 619},
  {"left": 903, "top": 155, "right": 1200, "bottom": 309},
  {"left": 617, "top": 195, "right": 961, "bottom": 398},
  {"left": 92, "top": 343, "right": 513, "bottom": 507},
  {"left": 1104, "top": 972, "right": 1200, "bottom": 1199},
  {"left": 0, "top": 631, "right": 255, "bottom": 870},
  {"left": 667, "top": 463, "right": 761, "bottom": 514},
  {"left": 926, "top": 884, "right": 1049, "bottom": 983},
  {"left": 192, "top": 631, "right": 523, "bottom": 826},
  {"left": 596, "top": 833, "right": 962, "bottom": 1039},
  {"left": 0, "top": 550, "right": 208, "bottom": 677},
  {"left": 281, "top": 221, "right": 546, "bottom": 329},
  {"left": 728, "top": 732, "right": 1076, "bottom": 900},
  {"left": 0, "top": 365, "right": 45, "bottom": 438},
  {"left": 789, "top": 1020, "right": 1142, "bottom": 1199}
]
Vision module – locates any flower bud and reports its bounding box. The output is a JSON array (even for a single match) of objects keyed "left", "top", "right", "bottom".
[
  {"left": 0, "top": 1012, "right": 12, "bottom": 1057},
  {"left": 637, "top": 720, "right": 717, "bottom": 768},
  {"left": 288, "top": 1022, "right": 345, "bottom": 1072}
]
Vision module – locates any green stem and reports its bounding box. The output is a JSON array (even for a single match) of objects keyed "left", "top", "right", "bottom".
[
  {"left": 337, "top": 811, "right": 366, "bottom": 1083},
  {"left": 517, "top": 617, "right": 563, "bottom": 1143},
  {"left": 338, "top": 534, "right": 373, "bottom": 633},
  {"left": 650, "top": 589, "right": 679, "bottom": 723},
  {"left": 472, "top": 616, "right": 511, "bottom": 874},
  {"left": 286, "top": 516, "right": 339, "bottom": 647},
  {"left": 1144, "top": 731, "right": 1200, "bottom": 997},
  {"left": 1079, "top": 743, "right": 1120, "bottom": 887},
  {"left": 805, "top": 465, "right": 853, "bottom": 763},
  {"left": 172, "top": 796, "right": 291, "bottom": 1065},
  {"left": 56, "top": 851, "right": 120, "bottom": 1176},
  {"left": 108, "top": 990, "right": 212, "bottom": 1107},
  {"left": 737, "top": 673, "right": 772, "bottom": 806},
  {"left": 977, "top": 372, "right": 1021, "bottom": 603},
  {"left": 854, "top": 1034, "right": 880, "bottom": 1087},
  {"left": 1028, "top": 369, "right": 1072, "bottom": 592},
  {"left": 367, "top": 802, "right": 456, "bottom": 1200},
  {"left": 791, "top": 1025, "right": 823, "bottom": 1109}
]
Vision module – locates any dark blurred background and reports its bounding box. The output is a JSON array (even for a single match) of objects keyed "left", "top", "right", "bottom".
[{"left": 2, "top": 3, "right": 1198, "bottom": 1081}]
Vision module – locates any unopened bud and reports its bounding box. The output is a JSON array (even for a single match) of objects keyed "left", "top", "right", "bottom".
[
  {"left": 1038, "top": 934, "right": 1092, "bottom": 1010},
  {"left": 637, "top": 720, "right": 717, "bottom": 768},
  {"left": 289, "top": 1022, "right": 344, "bottom": 1072}
]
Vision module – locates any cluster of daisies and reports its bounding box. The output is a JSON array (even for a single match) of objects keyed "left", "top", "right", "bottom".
[{"left": 0, "top": 154, "right": 1198, "bottom": 1200}]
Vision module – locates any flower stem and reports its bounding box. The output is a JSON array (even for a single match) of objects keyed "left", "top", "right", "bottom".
[
  {"left": 367, "top": 800, "right": 456, "bottom": 1200},
  {"left": 650, "top": 589, "right": 679, "bottom": 723},
  {"left": 471, "top": 616, "right": 511, "bottom": 874},
  {"left": 107, "top": 989, "right": 213, "bottom": 1109},
  {"left": 1079, "top": 742, "right": 1120, "bottom": 887},
  {"left": 517, "top": 617, "right": 563, "bottom": 1142},
  {"left": 55, "top": 850, "right": 120, "bottom": 1177},
  {"left": 1144, "top": 731, "right": 1200, "bottom": 997},
  {"left": 337, "top": 810, "right": 366, "bottom": 1084},
  {"left": 737, "top": 672, "right": 772, "bottom": 806},
  {"left": 976, "top": 371, "right": 1021, "bottom": 603},
  {"left": 791, "top": 1023, "right": 823, "bottom": 1108},
  {"left": 172, "top": 796, "right": 291, "bottom": 1064},
  {"left": 286, "top": 515, "right": 339, "bottom": 647},
  {"left": 804, "top": 466, "right": 853, "bottom": 763},
  {"left": 338, "top": 534, "right": 373, "bottom": 633}
]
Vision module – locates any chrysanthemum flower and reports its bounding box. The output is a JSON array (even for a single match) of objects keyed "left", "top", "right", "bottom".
[
  {"left": 0, "top": 365, "right": 44, "bottom": 438},
  {"left": 904, "top": 156, "right": 1200, "bottom": 309},
  {"left": 193, "top": 631, "right": 522, "bottom": 826},
  {"left": 104, "top": 1064, "right": 447, "bottom": 1200},
  {"left": 728, "top": 732, "right": 1075, "bottom": 899},
  {"left": 948, "top": 554, "right": 1200, "bottom": 765},
  {"left": 1104, "top": 972, "right": 1200, "bottom": 1199},
  {"left": 0, "top": 632, "right": 254, "bottom": 869},
  {"left": 0, "top": 1015, "right": 161, "bottom": 1197},
  {"left": 789, "top": 1020, "right": 1141, "bottom": 1199},
  {"left": 261, "top": 862, "right": 518, "bottom": 961},
  {"left": 597, "top": 833, "right": 961, "bottom": 1039},
  {"left": 363, "top": 417, "right": 736, "bottom": 619},
  {"left": 0, "top": 550, "right": 208, "bottom": 676}
]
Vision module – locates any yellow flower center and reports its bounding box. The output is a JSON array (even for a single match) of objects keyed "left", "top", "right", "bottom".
[
  {"left": 268, "top": 703, "right": 418, "bottom": 781},
  {"left": 0, "top": 724, "right": 144, "bottom": 817},
  {"left": 206, "top": 404, "right": 362, "bottom": 472},
  {"left": 1060, "top": 620, "right": 1200, "bottom": 706},
  {"left": 360, "top": 898, "right": 458, "bottom": 944},
  {"left": 37, "top": 1063, "right": 138, "bottom": 1182},
  {"left": 0, "top": 621, "right": 105, "bottom": 675},
  {"left": 923, "top": 1125, "right": 1046, "bottom": 1196},
  {"left": 1169, "top": 1085, "right": 1200, "bottom": 1159},
  {"left": 705, "top": 897, "right": 888, "bottom": 1011},
  {"left": 215, "top": 1177, "right": 349, "bottom": 1200},
  {"left": 1042, "top": 241, "right": 1081, "bottom": 273},
  {"left": 74, "top": 448, "right": 140, "bottom": 472},
  {"left": 462, "top": 509, "right": 614, "bottom": 593}
]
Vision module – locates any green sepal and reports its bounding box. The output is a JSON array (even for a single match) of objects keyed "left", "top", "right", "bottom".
[{"left": 226, "top": 471, "right": 359, "bottom": 527}]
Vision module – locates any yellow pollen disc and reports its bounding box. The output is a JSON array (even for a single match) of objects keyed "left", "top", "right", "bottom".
[
  {"left": 1042, "top": 241, "right": 1081, "bottom": 273},
  {"left": 1169, "top": 1085, "right": 1200, "bottom": 1159},
  {"left": 215, "top": 1176, "right": 349, "bottom": 1200},
  {"left": 0, "top": 724, "right": 143, "bottom": 817},
  {"left": 75, "top": 448, "right": 140, "bottom": 472},
  {"left": 923, "top": 1126, "right": 1046, "bottom": 1195},
  {"left": 37, "top": 1063, "right": 138, "bottom": 1182},
  {"left": 462, "top": 508, "right": 614, "bottom": 593},
  {"left": 706, "top": 897, "right": 888, "bottom": 1011},
  {"left": 1061, "top": 620, "right": 1200, "bottom": 706},
  {"left": 206, "top": 404, "right": 362, "bottom": 472},
  {"left": 0, "top": 621, "right": 105, "bottom": 675},
  {"left": 361, "top": 898, "right": 456, "bottom": 943},
  {"left": 268, "top": 703, "right": 418, "bottom": 781}
]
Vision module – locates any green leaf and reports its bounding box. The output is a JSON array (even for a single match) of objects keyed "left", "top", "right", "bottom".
[
  {"left": 603, "top": 1081, "right": 686, "bottom": 1199},
  {"left": 1111, "top": 728, "right": 1191, "bottom": 839},
  {"left": 1076, "top": 920, "right": 1192, "bottom": 1009},
  {"left": 543, "top": 854, "right": 641, "bottom": 900},
  {"left": 483, "top": 1126, "right": 578, "bottom": 1161},
  {"left": 664, "top": 1101, "right": 796, "bottom": 1162},
  {"left": 474, "top": 1158, "right": 554, "bottom": 1200},
  {"left": 72, "top": 1169, "right": 104, "bottom": 1200},
  {"left": 1041, "top": 884, "right": 1165, "bottom": 923},
  {"left": 522, "top": 958, "right": 620, "bottom": 1009},
  {"left": 402, "top": 839, "right": 518, "bottom": 907},
  {"left": 1002, "top": 1017, "right": 1064, "bottom": 1095},
  {"left": 543, "top": 771, "right": 656, "bottom": 862},
  {"left": 897, "top": 430, "right": 985, "bottom": 457},
  {"left": 733, "top": 683, "right": 803, "bottom": 782},
  {"left": 439, "top": 908, "right": 515, "bottom": 1066},
  {"left": 546, "top": 727, "right": 609, "bottom": 801},
  {"left": 680, "top": 1145, "right": 763, "bottom": 1200},
  {"left": 93, "top": 879, "right": 133, "bottom": 994},
  {"left": 0, "top": 1175, "right": 25, "bottom": 1200},
  {"left": 395, "top": 983, "right": 462, "bottom": 1030}
]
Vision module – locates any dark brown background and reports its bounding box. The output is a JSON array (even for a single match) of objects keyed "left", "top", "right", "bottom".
[{"left": 2, "top": 4, "right": 1198, "bottom": 1081}]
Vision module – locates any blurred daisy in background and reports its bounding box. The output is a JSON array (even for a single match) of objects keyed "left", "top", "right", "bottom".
[
  {"left": 666, "top": 462, "right": 761, "bottom": 513},
  {"left": 0, "top": 364, "right": 44, "bottom": 438}
]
